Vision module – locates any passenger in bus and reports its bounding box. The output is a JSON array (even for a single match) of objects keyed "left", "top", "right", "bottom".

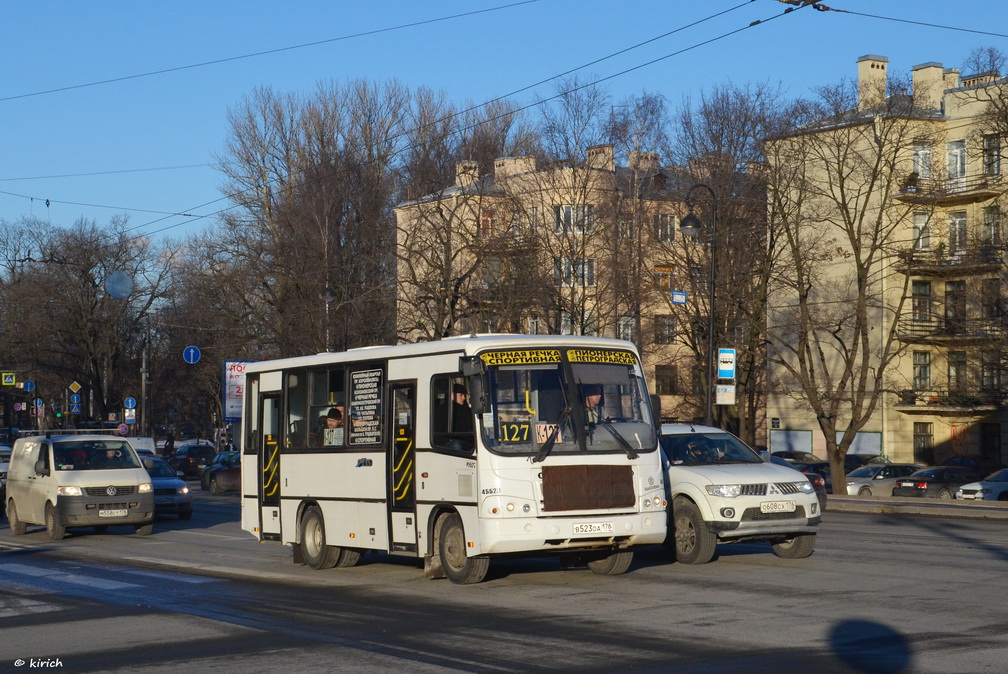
[
  {"left": 451, "top": 383, "right": 473, "bottom": 433},
  {"left": 582, "top": 384, "right": 603, "bottom": 425},
  {"left": 323, "top": 407, "right": 344, "bottom": 446}
]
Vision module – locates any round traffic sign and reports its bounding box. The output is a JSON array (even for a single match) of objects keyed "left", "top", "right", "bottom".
[
  {"left": 183, "top": 345, "right": 202, "bottom": 364},
  {"left": 70, "top": 393, "right": 81, "bottom": 404},
  {"left": 117, "top": 423, "right": 130, "bottom": 436},
  {"left": 124, "top": 396, "right": 137, "bottom": 409},
  {"left": 23, "top": 380, "right": 35, "bottom": 392}
]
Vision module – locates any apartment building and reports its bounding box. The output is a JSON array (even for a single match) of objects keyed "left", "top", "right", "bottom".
[
  {"left": 394, "top": 146, "right": 767, "bottom": 432},
  {"left": 766, "top": 55, "right": 1007, "bottom": 468}
]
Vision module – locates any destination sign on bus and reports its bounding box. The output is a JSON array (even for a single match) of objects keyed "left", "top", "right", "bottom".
[
  {"left": 566, "top": 349, "right": 637, "bottom": 365},
  {"left": 480, "top": 349, "right": 561, "bottom": 366}
]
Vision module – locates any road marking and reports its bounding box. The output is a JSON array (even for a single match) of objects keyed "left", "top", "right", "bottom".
[
  {"left": 118, "top": 568, "right": 218, "bottom": 584},
  {"left": 0, "top": 563, "right": 141, "bottom": 591}
]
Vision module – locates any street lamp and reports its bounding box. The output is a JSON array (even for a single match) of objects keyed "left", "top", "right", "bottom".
[{"left": 679, "top": 183, "right": 717, "bottom": 427}]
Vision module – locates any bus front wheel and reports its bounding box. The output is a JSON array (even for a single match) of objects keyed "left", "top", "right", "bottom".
[
  {"left": 437, "top": 512, "right": 489, "bottom": 585},
  {"left": 300, "top": 506, "right": 339, "bottom": 570}
]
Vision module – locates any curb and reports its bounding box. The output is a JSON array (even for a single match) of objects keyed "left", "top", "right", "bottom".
[{"left": 826, "top": 494, "right": 1008, "bottom": 519}]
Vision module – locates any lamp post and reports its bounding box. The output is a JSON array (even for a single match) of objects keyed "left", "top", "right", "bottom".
[
  {"left": 679, "top": 183, "right": 717, "bottom": 427},
  {"left": 320, "top": 286, "right": 337, "bottom": 352}
]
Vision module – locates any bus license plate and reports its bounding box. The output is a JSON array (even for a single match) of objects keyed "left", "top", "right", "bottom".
[
  {"left": 760, "top": 500, "right": 795, "bottom": 513},
  {"left": 573, "top": 521, "right": 613, "bottom": 535},
  {"left": 99, "top": 509, "right": 128, "bottom": 518}
]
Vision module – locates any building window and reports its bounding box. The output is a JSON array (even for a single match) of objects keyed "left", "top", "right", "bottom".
[
  {"left": 983, "top": 135, "right": 1001, "bottom": 176},
  {"left": 982, "top": 352, "right": 1002, "bottom": 391},
  {"left": 553, "top": 204, "right": 595, "bottom": 234},
  {"left": 655, "top": 213, "right": 677, "bottom": 243},
  {"left": 980, "top": 423, "right": 1001, "bottom": 460},
  {"left": 618, "top": 315, "right": 636, "bottom": 342},
  {"left": 654, "top": 264, "right": 674, "bottom": 290},
  {"left": 527, "top": 315, "right": 539, "bottom": 335},
  {"left": 480, "top": 209, "right": 496, "bottom": 237},
  {"left": 912, "top": 281, "right": 932, "bottom": 322},
  {"left": 912, "top": 212, "right": 931, "bottom": 251},
  {"left": 553, "top": 258, "right": 595, "bottom": 287},
  {"left": 982, "top": 206, "right": 1001, "bottom": 248},
  {"left": 654, "top": 364, "right": 678, "bottom": 395},
  {"left": 913, "top": 422, "right": 934, "bottom": 465},
  {"left": 982, "top": 278, "right": 1003, "bottom": 319},
  {"left": 913, "top": 351, "right": 931, "bottom": 390},
  {"left": 654, "top": 314, "right": 676, "bottom": 344},
  {"left": 947, "top": 139, "right": 967, "bottom": 183},
  {"left": 948, "top": 211, "right": 967, "bottom": 255},
  {"left": 948, "top": 351, "right": 967, "bottom": 392},
  {"left": 945, "top": 280, "right": 966, "bottom": 330},
  {"left": 913, "top": 143, "right": 932, "bottom": 179}
]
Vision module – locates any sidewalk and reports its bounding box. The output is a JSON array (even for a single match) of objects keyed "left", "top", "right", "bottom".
[{"left": 827, "top": 494, "right": 1008, "bottom": 519}]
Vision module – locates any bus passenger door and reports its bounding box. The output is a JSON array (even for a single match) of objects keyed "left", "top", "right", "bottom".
[
  {"left": 389, "top": 382, "right": 417, "bottom": 553},
  {"left": 259, "top": 393, "right": 282, "bottom": 538}
]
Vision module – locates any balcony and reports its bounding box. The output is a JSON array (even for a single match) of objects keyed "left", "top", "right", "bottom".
[
  {"left": 895, "top": 387, "right": 1004, "bottom": 415},
  {"left": 895, "top": 174, "right": 1003, "bottom": 206},
  {"left": 897, "top": 316, "right": 1005, "bottom": 344},
  {"left": 895, "top": 246, "right": 1002, "bottom": 276}
]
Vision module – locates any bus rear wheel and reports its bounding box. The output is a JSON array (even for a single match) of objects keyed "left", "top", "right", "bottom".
[
  {"left": 587, "top": 550, "right": 633, "bottom": 576},
  {"left": 300, "top": 506, "right": 339, "bottom": 570},
  {"left": 437, "top": 512, "right": 488, "bottom": 584}
]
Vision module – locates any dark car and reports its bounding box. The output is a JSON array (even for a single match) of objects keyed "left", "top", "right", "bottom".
[
  {"left": 142, "top": 456, "right": 192, "bottom": 519},
  {"left": 793, "top": 461, "right": 833, "bottom": 492},
  {"left": 200, "top": 451, "right": 241, "bottom": 492},
  {"left": 204, "top": 457, "right": 240, "bottom": 495},
  {"left": 771, "top": 455, "right": 827, "bottom": 510},
  {"left": 940, "top": 455, "right": 1006, "bottom": 479},
  {"left": 892, "top": 466, "right": 983, "bottom": 499},
  {"left": 169, "top": 442, "right": 217, "bottom": 478},
  {"left": 771, "top": 450, "right": 819, "bottom": 464}
]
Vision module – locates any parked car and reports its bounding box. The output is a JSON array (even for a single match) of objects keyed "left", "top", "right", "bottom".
[
  {"left": 200, "top": 451, "right": 241, "bottom": 492},
  {"left": 0, "top": 445, "right": 11, "bottom": 506},
  {"left": 956, "top": 468, "right": 1008, "bottom": 501},
  {"left": 660, "top": 424, "right": 821, "bottom": 564},
  {"left": 792, "top": 461, "right": 833, "bottom": 492},
  {"left": 771, "top": 455, "right": 827, "bottom": 511},
  {"left": 892, "top": 466, "right": 983, "bottom": 499},
  {"left": 846, "top": 463, "right": 925, "bottom": 497},
  {"left": 940, "top": 455, "right": 1007, "bottom": 479},
  {"left": 771, "top": 450, "right": 819, "bottom": 464},
  {"left": 168, "top": 442, "right": 216, "bottom": 478},
  {"left": 141, "top": 457, "right": 192, "bottom": 519}
]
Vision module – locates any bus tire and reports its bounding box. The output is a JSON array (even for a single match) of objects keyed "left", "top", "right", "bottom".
[
  {"left": 671, "top": 498, "right": 716, "bottom": 564},
  {"left": 437, "top": 512, "right": 489, "bottom": 585},
  {"left": 46, "top": 503, "right": 66, "bottom": 541},
  {"left": 587, "top": 550, "right": 633, "bottom": 576},
  {"left": 300, "top": 506, "right": 339, "bottom": 570},
  {"left": 7, "top": 499, "right": 27, "bottom": 535},
  {"left": 335, "top": 548, "right": 362, "bottom": 568}
]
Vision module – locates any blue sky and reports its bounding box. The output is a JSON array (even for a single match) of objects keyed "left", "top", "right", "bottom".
[{"left": 2, "top": 0, "right": 1005, "bottom": 244}]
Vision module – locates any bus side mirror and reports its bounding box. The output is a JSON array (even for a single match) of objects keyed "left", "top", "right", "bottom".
[
  {"left": 461, "top": 356, "right": 486, "bottom": 415},
  {"left": 649, "top": 394, "right": 662, "bottom": 430}
]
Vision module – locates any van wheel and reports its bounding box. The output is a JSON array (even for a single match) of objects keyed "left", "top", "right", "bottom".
[
  {"left": 587, "top": 550, "right": 633, "bottom": 576},
  {"left": 135, "top": 522, "right": 154, "bottom": 536},
  {"left": 46, "top": 504, "right": 66, "bottom": 541},
  {"left": 300, "top": 506, "right": 338, "bottom": 570},
  {"left": 671, "top": 499, "right": 716, "bottom": 564},
  {"left": 7, "top": 500, "right": 27, "bottom": 535},
  {"left": 437, "top": 512, "right": 489, "bottom": 584}
]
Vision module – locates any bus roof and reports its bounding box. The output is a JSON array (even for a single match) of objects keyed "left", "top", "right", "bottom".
[{"left": 241, "top": 333, "right": 640, "bottom": 374}]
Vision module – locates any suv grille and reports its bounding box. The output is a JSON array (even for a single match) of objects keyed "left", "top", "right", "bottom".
[{"left": 741, "top": 505, "right": 808, "bottom": 521}]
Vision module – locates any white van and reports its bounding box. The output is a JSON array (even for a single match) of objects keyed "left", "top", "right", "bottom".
[
  {"left": 5, "top": 434, "right": 155, "bottom": 539},
  {"left": 660, "top": 423, "right": 821, "bottom": 564}
]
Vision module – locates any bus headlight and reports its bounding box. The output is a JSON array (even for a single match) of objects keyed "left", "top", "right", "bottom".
[{"left": 57, "top": 486, "right": 82, "bottom": 496}]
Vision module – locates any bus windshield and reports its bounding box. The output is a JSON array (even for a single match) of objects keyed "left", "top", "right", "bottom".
[{"left": 479, "top": 347, "right": 656, "bottom": 456}]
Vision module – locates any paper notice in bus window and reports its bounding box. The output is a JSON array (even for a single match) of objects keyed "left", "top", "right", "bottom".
[{"left": 536, "top": 423, "right": 561, "bottom": 444}]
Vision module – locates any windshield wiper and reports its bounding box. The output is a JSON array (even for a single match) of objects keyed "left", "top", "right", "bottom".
[
  {"left": 597, "top": 418, "right": 639, "bottom": 460},
  {"left": 531, "top": 408, "right": 568, "bottom": 463}
]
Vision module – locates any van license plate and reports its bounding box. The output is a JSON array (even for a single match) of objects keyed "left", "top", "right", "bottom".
[
  {"left": 760, "top": 500, "right": 795, "bottom": 513},
  {"left": 573, "top": 521, "right": 613, "bottom": 534},
  {"left": 99, "top": 509, "right": 128, "bottom": 518}
]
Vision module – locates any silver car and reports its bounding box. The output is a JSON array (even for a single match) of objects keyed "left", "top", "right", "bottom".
[{"left": 846, "top": 463, "right": 924, "bottom": 496}]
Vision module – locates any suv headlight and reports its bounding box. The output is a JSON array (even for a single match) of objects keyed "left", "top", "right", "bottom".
[
  {"left": 797, "top": 481, "right": 815, "bottom": 494},
  {"left": 705, "top": 484, "right": 742, "bottom": 498}
]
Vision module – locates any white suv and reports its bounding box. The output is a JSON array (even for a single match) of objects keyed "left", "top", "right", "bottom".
[{"left": 660, "top": 423, "right": 821, "bottom": 564}]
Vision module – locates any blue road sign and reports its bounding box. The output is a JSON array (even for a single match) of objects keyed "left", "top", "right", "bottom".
[
  {"left": 34, "top": 397, "right": 44, "bottom": 407},
  {"left": 124, "top": 396, "right": 137, "bottom": 409},
  {"left": 671, "top": 290, "right": 687, "bottom": 305},
  {"left": 2, "top": 373, "right": 14, "bottom": 385},
  {"left": 183, "top": 345, "right": 202, "bottom": 364},
  {"left": 23, "top": 380, "right": 35, "bottom": 392},
  {"left": 70, "top": 403, "right": 82, "bottom": 414},
  {"left": 70, "top": 393, "right": 81, "bottom": 404}
]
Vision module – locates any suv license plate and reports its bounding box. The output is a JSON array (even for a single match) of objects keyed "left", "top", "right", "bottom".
[
  {"left": 99, "top": 509, "right": 128, "bottom": 518},
  {"left": 760, "top": 500, "right": 796, "bottom": 513},
  {"left": 573, "top": 521, "right": 614, "bottom": 535}
]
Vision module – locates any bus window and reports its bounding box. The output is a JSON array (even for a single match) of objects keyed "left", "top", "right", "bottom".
[
  {"left": 287, "top": 371, "right": 308, "bottom": 448},
  {"left": 308, "top": 367, "right": 346, "bottom": 448},
  {"left": 430, "top": 374, "right": 475, "bottom": 454}
]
